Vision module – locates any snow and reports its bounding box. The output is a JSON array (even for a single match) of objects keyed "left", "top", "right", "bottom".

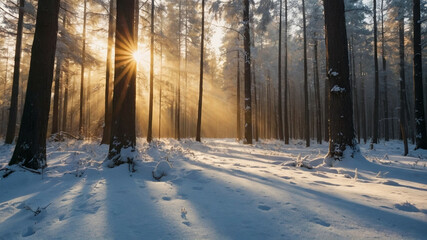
[
  {"left": 330, "top": 85, "right": 346, "bottom": 93},
  {"left": 1, "top": 139, "right": 427, "bottom": 239}
]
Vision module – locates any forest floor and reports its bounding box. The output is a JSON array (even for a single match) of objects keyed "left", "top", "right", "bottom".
[{"left": 0, "top": 138, "right": 426, "bottom": 239}]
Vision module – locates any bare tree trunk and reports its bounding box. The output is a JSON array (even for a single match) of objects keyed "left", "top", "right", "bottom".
[
  {"left": 381, "top": 0, "right": 389, "bottom": 141},
  {"left": 323, "top": 0, "right": 355, "bottom": 160},
  {"left": 196, "top": 0, "right": 205, "bottom": 142},
  {"left": 175, "top": 0, "right": 182, "bottom": 140},
  {"left": 9, "top": 0, "right": 61, "bottom": 169},
  {"left": 284, "top": 0, "right": 289, "bottom": 144},
  {"left": 237, "top": 34, "right": 241, "bottom": 140},
  {"left": 277, "top": 0, "right": 284, "bottom": 140},
  {"left": 399, "top": 8, "right": 408, "bottom": 155},
  {"left": 313, "top": 38, "right": 321, "bottom": 144},
  {"left": 101, "top": 0, "right": 116, "bottom": 144},
  {"left": 79, "top": 0, "right": 87, "bottom": 137},
  {"left": 147, "top": 0, "right": 155, "bottom": 143},
  {"left": 62, "top": 59, "right": 69, "bottom": 132},
  {"left": 302, "top": 0, "right": 309, "bottom": 147},
  {"left": 360, "top": 61, "right": 367, "bottom": 144},
  {"left": 5, "top": 0, "right": 25, "bottom": 144},
  {"left": 243, "top": 0, "right": 252, "bottom": 144},
  {"left": 372, "top": 0, "right": 380, "bottom": 146},
  {"left": 108, "top": 0, "right": 137, "bottom": 166}
]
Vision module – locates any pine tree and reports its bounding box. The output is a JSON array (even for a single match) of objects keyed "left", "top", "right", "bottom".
[
  {"left": 108, "top": 0, "right": 137, "bottom": 166},
  {"left": 323, "top": 0, "right": 355, "bottom": 160},
  {"left": 9, "top": 0, "right": 61, "bottom": 170}
]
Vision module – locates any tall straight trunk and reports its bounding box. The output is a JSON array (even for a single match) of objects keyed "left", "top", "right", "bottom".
[
  {"left": 101, "top": 0, "right": 116, "bottom": 144},
  {"left": 79, "top": 0, "right": 87, "bottom": 137},
  {"left": 5, "top": 0, "right": 25, "bottom": 144},
  {"left": 243, "top": 0, "right": 252, "bottom": 144},
  {"left": 360, "top": 61, "right": 367, "bottom": 143},
  {"left": 52, "top": 13, "right": 66, "bottom": 135},
  {"left": 9, "top": 0, "right": 60, "bottom": 170},
  {"left": 147, "top": 0, "right": 155, "bottom": 143},
  {"left": 351, "top": 36, "right": 360, "bottom": 144},
  {"left": 323, "top": 0, "right": 355, "bottom": 160},
  {"left": 324, "top": 61, "right": 329, "bottom": 142},
  {"left": 313, "top": 38, "right": 321, "bottom": 144},
  {"left": 413, "top": 0, "right": 427, "bottom": 149},
  {"left": 175, "top": 0, "right": 182, "bottom": 140},
  {"left": 236, "top": 34, "right": 241, "bottom": 140},
  {"left": 399, "top": 9, "right": 408, "bottom": 155},
  {"left": 196, "top": 0, "right": 205, "bottom": 142},
  {"left": 284, "top": 0, "right": 289, "bottom": 144},
  {"left": 302, "top": 0, "right": 309, "bottom": 147},
  {"left": 381, "top": 0, "right": 389, "bottom": 141},
  {"left": 108, "top": 0, "right": 136, "bottom": 165},
  {"left": 51, "top": 56, "right": 62, "bottom": 135},
  {"left": 277, "top": 0, "right": 284, "bottom": 140},
  {"left": 372, "top": 0, "right": 380, "bottom": 145},
  {"left": 62, "top": 60, "right": 69, "bottom": 132},
  {"left": 2, "top": 52, "right": 8, "bottom": 136}
]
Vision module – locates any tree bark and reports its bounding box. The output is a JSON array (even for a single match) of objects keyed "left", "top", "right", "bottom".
[
  {"left": 79, "top": 0, "right": 87, "bottom": 137},
  {"left": 101, "top": 0, "right": 116, "bottom": 144},
  {"left": 237, "top": 34, "right": 241, "bottom": 140},
  {"left": 277, "top": 0, "right": 284, "bottom": 140},
  {"left": 313, "top": 38, "right": 321, "bottom": 144},
  {"left": 196, "top": 0, "right": 205, "bottom": 142},
  {"left": 5, "top": 0, "right": 25, "bottom": 144},
  {"left": 413, "top": 0, "right": 427, "bottom": 149},
  {"left": 399, "top": 8, "right": 408, "bottom": 155},
  {"left": 243, "top": 0, "right": 252, "bottom": 144},
  {"left": 323, "top": 0, "right": 355, "bottom": 160},
  {"left": 108, "top": 0, "right": 137, "bottom": 165},
  {"left": 284, "top": 0, "right": 289, "bottom": 144},
  {"left": 302, "top": 0, "right": 309, "bottom": 147},
  {"left": 381, "top": 0, "right": 389, "bottom": 141},
  {"left": 147, "top": 0, "right": 155, "bottom": 143},
  {"left": 372, "top": 0, "right": 380, "bottom": 145},
  {"left": 9, "top": 0, "right": 61, "bottom": 170}
]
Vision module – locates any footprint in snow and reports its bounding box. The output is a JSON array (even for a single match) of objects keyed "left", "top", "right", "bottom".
[
  {"left": 258, "top": 205, "right": 271, "bottom": 211},
  {"left": 162, "top": 196, "right": 172, "bottom": 201},
  {"left": 310, "top": 217, "right": 331, "bottom": 227},
  {"left": 22, "top": 226, "right": 35, "bottom": 237}
]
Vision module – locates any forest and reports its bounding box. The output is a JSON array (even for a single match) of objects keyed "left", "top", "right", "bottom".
[{"left": 0, "top": 0, "right": 426, "bottom": 239}]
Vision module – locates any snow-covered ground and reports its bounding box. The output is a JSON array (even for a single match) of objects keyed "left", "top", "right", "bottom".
[{"left": 0, "top": 139, "right": 426, "bottom": 239}]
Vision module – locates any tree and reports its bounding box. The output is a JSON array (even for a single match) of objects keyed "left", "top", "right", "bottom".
[
  {"left": 196, "top": 0, "right": 205, "bottom": 142},
  {"left": 372, "top": 0, "right": 380, "bottom": 145},
  {"left": 323, "top": 0, "right": 355, "bottom": 160},
  {"left": 5, "top": 0, "right": 25, "bottom": 144},
  {"left": 412, "top": 0, "right": 427, "bottom": 149},
  {"left": 101, "top": 0, "right": 116, "bottom": 144},
  {"left": 243, "top": 0, "right": 252, "bottom": 144},
  {"left": 107, "top": 0, "right": 137, "bottom": 166},
  {"left": 277, "top": 0, "right": 284, "bottom": 141},
  {"left": 79, "top": 0, "right": 88, "bottom": 137},
  {"left": 283, "top": 0, "right": 289, "bottom": 144},
  {"left": 9, "top": 0, "right": 61, "bottom": 170},
  {"left": 302, "top": 0, "right": 309, "bottom": 147},
  {"left": 147, "top": 0, "right": 155, "bottom": 143}
]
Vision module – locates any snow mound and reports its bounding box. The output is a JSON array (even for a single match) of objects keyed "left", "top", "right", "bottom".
[{"left": 152, "top": 160, "right": 172, "bottom": 180}]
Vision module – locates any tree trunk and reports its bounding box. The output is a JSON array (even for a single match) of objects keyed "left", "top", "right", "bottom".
[
  {"left": 79, "top": 0, "right": 87, "bottom": 137},
  {"left": 313, "top": 38, "right": 321, "bottom": 144},
  {"left": 243, "top": 0, "right": 252, "bottom": 144},
  {"left": 399, "top": 8, "right": 408, "bottom": 155},
  {"left": 277, "top": 0, "right": 284, "bottom": 140},
  {"left": 372, "top": 0, "right": 380, "bottom": 145},
  {"left": 413, "top": 0, "right": 427, "bottom": 149},
  {"left": 62, "top": 59, "right": 69, "bottom": 132},
  {"left": 196, "top": 0, "right": 205, "bottom": 142},
  {"left": 9, "top": 0, "right": 60, "bottom": 170},
  {"left": 147, "top": 0, "right": 155, "bottom": 143},
  {"left": 381, "top": 0, "right": 389, "bottom": 141},
  {"left": 108, "top": 0, "right": 137, "bottom": 166},
  {"left": 175, "top": 0, "right": 182, "bottom": 140},
  {"left": 360, "top": 61, "right": 367, "bottom": 144},
  {"left": 323, "top": 0, "right": 355, "bottom": 160},
  {"left": 101, "top": 0, "right": 116, "bottom": 144},
  {"left": 284, "top": 0, "right": 289, "bottom": 144},
  {"left": 302, "top": 0, "right": 309, "bottom": 147},
  {"left": 5, "top": 0, "right": 25, "bottom": 144},
  {"left": 237, "top": 34, "right": 241, "bottom": 140}
]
